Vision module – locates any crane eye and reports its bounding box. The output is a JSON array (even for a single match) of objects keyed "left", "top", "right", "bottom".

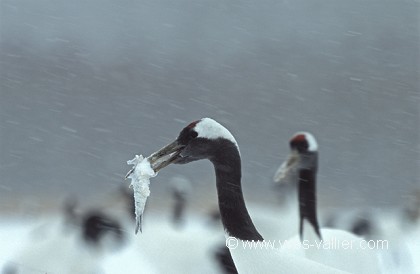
[{"left": 190, "top": 131, "right": 198, "bottom": 138}]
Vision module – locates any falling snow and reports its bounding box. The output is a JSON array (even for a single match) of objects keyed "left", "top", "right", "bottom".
[{"left": 0, "top": 0, "right": 419, "bottom": 272}]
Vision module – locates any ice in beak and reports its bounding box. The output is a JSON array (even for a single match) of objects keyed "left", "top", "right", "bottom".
[{"left": 125, "top": 140, "right": 184, "bottom": 179}]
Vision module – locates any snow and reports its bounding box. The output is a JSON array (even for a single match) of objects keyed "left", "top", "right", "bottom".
[
  {"left": 0, "top": 207, "right": 419, "bottom": 273},
  {"left": 126, "top": 155, "right": 156, "bottom": 234},
  {"left": 0, "top": 1, "right": 418, "bottom": 272}
]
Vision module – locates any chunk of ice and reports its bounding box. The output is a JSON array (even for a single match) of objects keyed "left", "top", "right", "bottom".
[{"left": 126, "top": 155, "right": 156, "bottom": 234}]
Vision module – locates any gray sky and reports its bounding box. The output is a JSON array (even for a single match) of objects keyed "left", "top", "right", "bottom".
[{"left": 1, "top": 0, "right": 419, "bottom": 210}]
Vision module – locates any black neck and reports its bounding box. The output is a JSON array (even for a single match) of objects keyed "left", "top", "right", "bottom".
[
  {"left": 298, "top": 167, "right": 322, "bottom": 240},
  {"left": 211, "top": 140, "right": 263, "bottom": 241}
]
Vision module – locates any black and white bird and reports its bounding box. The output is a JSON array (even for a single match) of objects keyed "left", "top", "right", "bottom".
[
  {"left": 274, "top": 132, "right": 381, "bottom": 274},
  {"left": 146, "top": 118, "right": 348, "bottom": 273},
  {"left": 273, "top": 132, "right": 321, "bottom": 240},
  {"left": 1, "top": 190, "right": 163, "bottom": 274},
  {"left": 2, "top": 201, "right": 126, "bottom": 274},
  {"left": 168, "top": 175, "right": 192, "bottom": 228}
]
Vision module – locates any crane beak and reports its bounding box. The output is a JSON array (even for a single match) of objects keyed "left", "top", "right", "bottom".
[
  {"left": 147, "top": 140, "right": 185, "bottom": 173},
  {"left": 273, "top": 150, "right": 299, "bottom": 183}
]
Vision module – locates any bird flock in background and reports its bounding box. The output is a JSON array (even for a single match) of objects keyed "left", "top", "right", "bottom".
[{"left": 1, "top": 118, "right": 419, "bottom": 273}]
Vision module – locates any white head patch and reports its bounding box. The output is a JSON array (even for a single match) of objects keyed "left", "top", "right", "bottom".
[
  {"left": 293, "top": 131, "right": 318, "bottom": 152},
  {"left": 194, "top": 118, "right": 239, "bottom": 149}
]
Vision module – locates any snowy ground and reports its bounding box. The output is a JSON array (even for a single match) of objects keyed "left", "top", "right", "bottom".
[{"left": 0, "top": 206, "right": 419, "bottom": 274}]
